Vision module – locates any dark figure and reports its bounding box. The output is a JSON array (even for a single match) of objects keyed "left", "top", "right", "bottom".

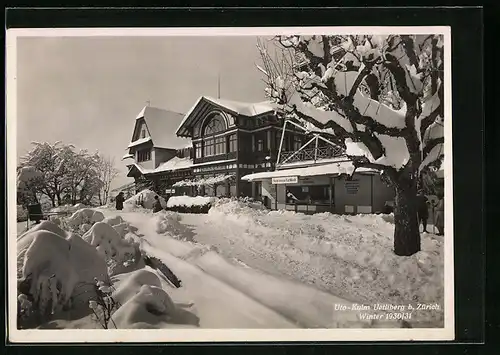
[
  {"left": 115, "top": 192, "right": 125, "bottom": 211},
  {"left": 434, "top": 193, "right": 445, "bottom": 235},
  {"left": 152, "top": 195, "right": 163, "bottom": 213},
  {"left": 416, "top": 191, "right": 429, "bottom": 233}
]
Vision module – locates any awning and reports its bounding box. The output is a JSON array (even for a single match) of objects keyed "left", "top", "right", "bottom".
[
  {"left": 173, "top": 174, "right": 235, "bottom": 187},
  {"left": 241, "top": 161, "right": 376, "bottom": 182},
  {"left": 122, "top": 153, "right": 134, "bottom": 160}
]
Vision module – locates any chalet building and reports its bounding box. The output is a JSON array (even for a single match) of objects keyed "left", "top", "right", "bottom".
[
  {"left": 124, "top": 97, "right": 395, "bottom": 214},
  {"left": 123, "top": 106, "right": 195, "bottom": 196}
]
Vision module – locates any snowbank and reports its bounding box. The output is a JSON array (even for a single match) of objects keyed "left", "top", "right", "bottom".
[
  {"left": 125, "top": 189, "right": 166, "bottom": 210},
  {"left": 50, "top": 203, "right": 88, "bottom": 214},
  {"left": 82, "top": 222, "right": 143, "bottom": 276},
  {"left": 66, "top": 208, "right": 105, "bottom": 233},
  {"left": 203, "top": 199, "right": 444, "bottom": 326},
  {"left": 154, "top": 211, "right": 186, "bottom": 236},
  {"left": 110, "top": 269, "right": 199, "bottom": 329},
  {"left": 17, "top": 222, "right": 109, "bottom": 320},
  {"left": 166, "top": 196, "right": 215, "bottom": 208}
]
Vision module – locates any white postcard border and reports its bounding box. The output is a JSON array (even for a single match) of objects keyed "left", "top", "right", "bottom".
[{"left": 7, "top": 26, "right": 454, "bottom": 343}]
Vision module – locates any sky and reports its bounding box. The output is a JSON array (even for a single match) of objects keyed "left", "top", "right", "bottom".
[{"left": 16, "top": 36, "right": 269, "bottom": 189}]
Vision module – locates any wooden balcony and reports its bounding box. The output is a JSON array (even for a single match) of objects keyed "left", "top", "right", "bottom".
[{"left": 278, "top": 145, "right": 345, "bottom": 166}]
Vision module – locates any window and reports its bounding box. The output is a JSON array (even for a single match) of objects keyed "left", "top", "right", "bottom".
[
  {"left": 137, "top": 149, "right": 151, "bottom": 162},
  {"left": 141, "top": 129, "right": 146, "bottom": 139},
  {"left": 203, "top": 114, "right": 226, "bottom": 136},
  {"left": 203, "top": 138, "right": 215, "bottom": 157},
  {"left": 195, "top": 143, "right": 202, "bottom": 159},
  {"left": 255, "top": 132, "right": 266, "bottom": 152},
  {"left": 228, "top": 134, "right": 237, "bottom": 152},
  {"left": 215, "top": 137, "right": 226, "bottom": 155}
]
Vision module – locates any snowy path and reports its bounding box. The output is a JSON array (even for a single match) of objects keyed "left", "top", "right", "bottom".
[{"left": 103, "top": 210, "right": 368, "bottom": 328}]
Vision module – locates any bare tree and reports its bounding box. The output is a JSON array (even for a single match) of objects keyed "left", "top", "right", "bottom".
[
  {"left": 96, "top": 156, "right": 119, "bottom": 205},
  {"left": 258, "top": 35, "right": 444, "bottom": 256}
]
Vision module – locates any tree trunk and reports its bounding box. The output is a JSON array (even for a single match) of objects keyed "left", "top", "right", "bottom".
[{"left": 393, "top": 179, "right": 421, "bottom": 256}]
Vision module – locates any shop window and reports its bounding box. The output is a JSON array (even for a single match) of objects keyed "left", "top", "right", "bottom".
[
  {"left": 286, "top": 185, "right": 331, "bottom": 205},
  {"left": 228, "top": 134, "right": 237, "bottom": 152},
  {"left": 137, "top": 149, "right": 151, "bottom": 162}
]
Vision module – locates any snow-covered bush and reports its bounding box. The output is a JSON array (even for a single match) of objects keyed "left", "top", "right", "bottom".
[
  {"left": 17, "top": 222, "right": 109, "bottom": 327},
  {"left": 110, "top": 269, "right": 198, "bottom": 329},
  {"left": 82, "top": 222, "right": 143, "bottom": 276},
  {"left": 124, "top": 189, "right": 166, "bottom": 210},
  {"left": 166, "top": 196, "right": 216, "bottom": 214},
  {"left": 66, "top": 208, "right": 105, "bottom": 233},
  {"left": 154, "top": 211, "right": 186, "bottom": 236},
  {"left": 88, "top": 278, "right": 120, "bottom": 329}
]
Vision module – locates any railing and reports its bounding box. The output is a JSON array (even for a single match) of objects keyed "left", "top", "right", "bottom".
[
  {"left": 279, "top": 145, "right": 345, "bottom": 166},
  {"left": 194, "top": 151, "right": 237, "bottom": 164}
]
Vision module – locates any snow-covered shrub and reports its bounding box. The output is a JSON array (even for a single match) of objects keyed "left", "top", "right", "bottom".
[
  {"left": 17, "top": 227, "right": 109, "bottom": 326},
  {"left": 82, "top": 222, "right": 143, "bottom": 276},
  {"left": 124, "top": 189, "right": 166, "bottom": 210},
  {"left": 110, "top": 269, "right": 197, "bottom": 329},
  {"left": 66, "top": 208, "right": 105, "bottom": 232},
  {"left": 154, "top": 211, "right": 185, "bottom": 236},
  {"left": 88, "top": 278, "right": 120, "bottom": 329},
  {"left": 165, "top": 196, "right": 216, "bottom": 214}
]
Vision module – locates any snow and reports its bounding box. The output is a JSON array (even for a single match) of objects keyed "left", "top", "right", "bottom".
[
  {"left": 127, "top": 137, "right": 152, "bottom": 149},
  {"left": 124, "top": 189, "right": 167, "bottom": 210},
  {"left": 17, "top": 198, "right": 443, "bottom": 330},
  {"left": 199, "top": 200, "right": 443, "bottom": 326},
  {"left": 242, "top": 160, "right": 375, "bottom": 182},
  {"left": 177, "top": 96, "right": 274, "bottom": 136},
  {"left": 166, "top": 196, "right": 215, "bottom": 208},
  {"left": 173, "top": 174, "right": 235, "bottom": 187},
  {"left": 287, "top": 91, "right": 354, "bottom": 134},
  {"left": 67, "top": 208, "right": 105, "bottom": 230},
  {"left": 122, "top": 154, "right": 134, "bottom": 160},
  {"left": 153, "top": 157, "right": 193, "bottom": 173},
  {"left": 373, "top": 134, "right": 410, "bottom": 170},
  {"left": 18, "top": 221, "right": 109, "bottom": 317},
  {"left": 345, "top": 138, "right": 374, "bottom": 161}
]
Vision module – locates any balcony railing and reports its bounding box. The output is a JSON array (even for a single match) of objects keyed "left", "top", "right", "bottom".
[{"left": 278, "top": 145, "right": 345, "bottom": 166}]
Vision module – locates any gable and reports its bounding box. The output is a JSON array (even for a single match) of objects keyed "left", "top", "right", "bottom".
[
  {"left": 129, "top": 106, "right": 191, "bottom": 150},
  {"left": 131, "top": 119, "right": 151, "bottom": 142}
]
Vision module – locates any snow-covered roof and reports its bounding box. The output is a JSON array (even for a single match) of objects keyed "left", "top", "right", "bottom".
[
  {"left": 122, "top": 153, "right": 134, "bottom": 160},
  {"left": 173, "top": 174, "right": 235, "bottom": 187},
  {"left": 153, "top": 157, "right": 193, "bottom": 173},
  {"left": 241, "top": 161, "right": 376, "bottom": 181},
  {"left": 127, "top": 136, "right": 152, "bottom": 149},
  {"left": 176, "top": 96, "right": 275, "bottom": 137},
  {"left": 132, "top": 106, "right": 190, "bottom": 150},
  {"left": 127, "top": 157, "right": 193, "bottom": 176}
]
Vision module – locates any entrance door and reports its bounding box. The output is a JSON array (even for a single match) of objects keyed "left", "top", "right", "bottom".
[{"left": 254, "top": 181, "right": 262, "bottom": 200}]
